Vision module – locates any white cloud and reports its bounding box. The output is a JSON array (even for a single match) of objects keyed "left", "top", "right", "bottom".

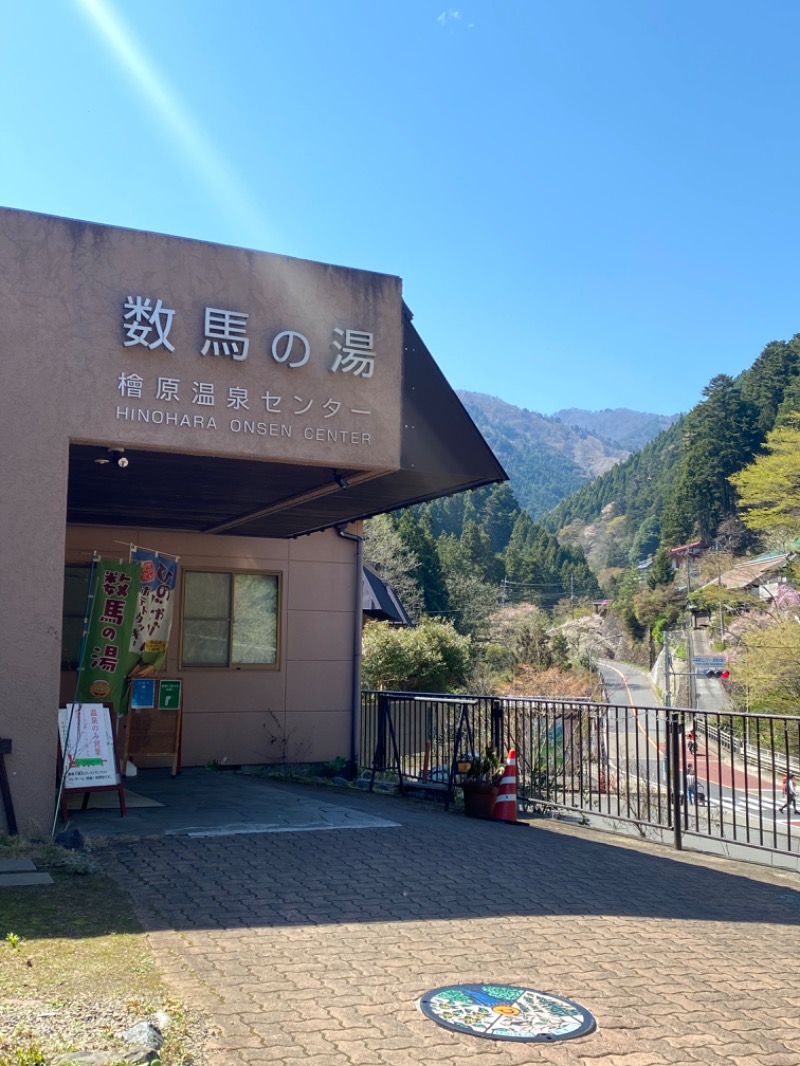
[{"left": 437, "top": 9, "right": 462, "bottom": 27}]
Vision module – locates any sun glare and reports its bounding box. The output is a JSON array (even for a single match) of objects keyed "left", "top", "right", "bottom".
[{"left": 74, "top": 0, "right": 274, "bottom": 250}]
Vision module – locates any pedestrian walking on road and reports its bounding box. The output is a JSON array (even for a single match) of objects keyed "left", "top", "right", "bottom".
[
  {"left": 686, "top": 764, "right": 697, "bottom": 806},
  {"left": 780, "top": 773, "right": 797, "bottom": 814}
]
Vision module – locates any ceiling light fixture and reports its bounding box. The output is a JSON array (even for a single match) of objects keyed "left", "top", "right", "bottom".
[{"left": 107, "top": 448, "right": 129, "bottom": 468}]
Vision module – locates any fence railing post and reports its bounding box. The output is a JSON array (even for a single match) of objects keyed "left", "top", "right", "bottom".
[
  {"left": 491, "top": 699, "right": 504, "bottom": 753},
  {"left": 669, "top": 710, "right": 683, "bottom": 851},
  {"left": 359, "top": 688, "right": 799, "bottom": 859}
]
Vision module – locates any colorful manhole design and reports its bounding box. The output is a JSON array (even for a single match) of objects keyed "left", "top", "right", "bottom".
[{"left": 418, "top": 983, "right": 596, "bottom": 1042}]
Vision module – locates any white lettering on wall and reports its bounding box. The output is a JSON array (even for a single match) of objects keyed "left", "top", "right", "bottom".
[
  {"left": 121, "top": 296, "right": 381, "bottom": 378},
  {"left": 331, "top": 328, "right": 375, "bottom": 377},
  {"left": 115, "top": 406, "right": 217, "bottom": 430},
  {"left": 303, "top": 427, "right": 371, "bottom": 445},
  {"left": 229, "top": 420, "right": 292, "bottom": 437},
  {"left": 201, "top": 308, "right": 250, "bottom": 360},
  {"left": 123, "top": 297, "right": 176, "bottom": 351},
  {"left": 271, "top": 331, "right": 310, "bottom": 368},
  {"left": 114, "top": 367, "right": 373, "bottom": 448},
  {"left": 114, "top": 405, "right": 373, "bottom": 445},
  {"left": 120, "top": 373, "right": 371, "bottom": 421}
]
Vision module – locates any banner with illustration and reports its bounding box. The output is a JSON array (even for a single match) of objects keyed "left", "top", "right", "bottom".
[
  {"left": 75, "top": 561, "right": 139, "bottom": 710},
  {"left": 126, "top": 548, "right": 179, "bottom": 676}
]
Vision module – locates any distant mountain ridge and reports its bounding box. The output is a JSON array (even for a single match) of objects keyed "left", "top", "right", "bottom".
[
  {"left": 552, "top": 408, "right": 681, "bottom": 451},
  {"left": 456, "top": 391, "right": 677, "bottom": 521}
]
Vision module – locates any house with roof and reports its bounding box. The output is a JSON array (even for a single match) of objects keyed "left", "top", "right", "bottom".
[
  {"left": 668, "top": 539, "right": 707, "bottom": 563},
  {"left": 362, "top": 566, "right": 412, "bottom": 625},
  {"left": 716, "top": 550, "right": 796, "bottom": 602}
]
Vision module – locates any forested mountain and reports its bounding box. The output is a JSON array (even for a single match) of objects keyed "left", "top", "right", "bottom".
[
  {"left": 366, "top": 328, "right": 800, "bottom": 658},
  {"left": 552, "top": 408, "right": 680, "bottom": 451},
  {"left": 365, "top": 395, "right": 678, "bottom": 628},
  {"left": 544, "top": 333, "right": 800, "bottom": 575},
  {"left": 364, "top": 481, "right": 601, "bottom": 638},
  {"left": 457, "top": 392, "right": 636, "bottom": 520},
  {"left": 366, "top": 333, "right": 800, "bottom": 706}
]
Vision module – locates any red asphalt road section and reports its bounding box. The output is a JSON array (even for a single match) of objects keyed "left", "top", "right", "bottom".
[{"left": 610, "top": 663, "right": 799, "bottom": 824}]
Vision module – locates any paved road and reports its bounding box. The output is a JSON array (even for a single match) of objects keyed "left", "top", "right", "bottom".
[
  {"left": 94, "top": 774, "right": 800, "bottom": 1066},
  {"left": 595, "top": 659, "right": 800, "bottom": 847}
]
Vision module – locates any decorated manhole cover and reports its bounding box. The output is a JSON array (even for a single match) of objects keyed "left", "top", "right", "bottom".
[{"left": 418, "top": 983, "right": 596, "bottom": 1042}]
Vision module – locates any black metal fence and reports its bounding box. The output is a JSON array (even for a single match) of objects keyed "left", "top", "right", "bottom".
[{"left": 359, "top": 690, "right": 800, "bottom": 856}]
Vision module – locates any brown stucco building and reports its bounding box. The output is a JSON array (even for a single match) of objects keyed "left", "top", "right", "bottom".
[{"left": 0, "top": 207, "right": 505, "bottom": 835}]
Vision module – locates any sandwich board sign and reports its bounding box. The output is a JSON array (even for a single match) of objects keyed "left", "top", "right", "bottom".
[{"left": 58, "top": 703, "right": 120, "bottom": 789}]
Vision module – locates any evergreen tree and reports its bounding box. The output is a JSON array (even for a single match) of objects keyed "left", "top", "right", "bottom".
[
  {"left": 628, "top": 515, "right": 661, "bottom": 565},
  {"left": 648, "top": 547, "right": 674, "bottom": 589},
  {"left": 363, "top": 514, "right": 424, "bottom": 619},
  {"left": 395, "top": 510, "right": 449, "bottom": 614},
  {"left": 460, "top": 520, "right": 502, "bottom": 583},
  {"left": 740, "top": 335, "right": 800, "bottom": 435},
  {"left": 664, "top": 375, "right": 761, "bottom": 543},
  {"left": 483, "top": 483, "right": 521, "bottom": 554},
  {"left": 504, "top": 512, "right": 543, "bottom": 602},
  {"left": 776, "top": 385, "right": 800, "bottom": 426}
]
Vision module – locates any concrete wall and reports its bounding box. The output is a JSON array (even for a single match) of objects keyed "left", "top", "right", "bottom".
[
  {"left": 0, "top": 217, "right": 74, "bottom": 835},
  {"left": 0, "top": 207, "right": 403, "bottom": 470}
]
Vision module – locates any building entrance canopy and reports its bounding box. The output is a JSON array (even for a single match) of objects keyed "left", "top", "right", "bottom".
[
  {"left": 0, "top": 208, "right": 509, "bottom": 538},
  {"left": 67, "top": 306, "right": 506, "bottom": 539}
]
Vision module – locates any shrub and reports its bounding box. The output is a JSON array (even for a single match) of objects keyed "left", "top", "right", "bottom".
[{"left": 362, "top": 617, "right": 471, "bottom": 692}]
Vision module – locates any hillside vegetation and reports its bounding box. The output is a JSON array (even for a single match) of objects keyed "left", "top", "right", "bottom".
[
  {"left": 457, "top": 392, "right": 680, "bottom": 522},
  {"left": 545, "top": 333, "right": 800, "bottom": 572},
  {"left": 363, "top": 330, "right": 800, "bottom": 707}
]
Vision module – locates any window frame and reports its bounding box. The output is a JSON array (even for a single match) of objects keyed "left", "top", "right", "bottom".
[
  {"left": 61, "top": 564, "right": 92, "bottom": 670},
  {"left": 180, "top": 567, "right": 282, "bottom": 670}
]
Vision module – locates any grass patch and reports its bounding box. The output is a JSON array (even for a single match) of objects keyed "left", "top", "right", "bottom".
[{"left": 0, "top": 836, "right": 206, "bottom": 1065}]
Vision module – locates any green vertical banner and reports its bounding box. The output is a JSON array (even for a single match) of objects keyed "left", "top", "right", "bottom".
[{"left": 76, "top": 561, "right": 139, "bottom": 711}]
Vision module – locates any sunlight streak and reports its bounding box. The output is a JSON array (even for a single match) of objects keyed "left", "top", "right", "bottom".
[{"left": 75, "top": 0, "right": 274, "bottom": 249}]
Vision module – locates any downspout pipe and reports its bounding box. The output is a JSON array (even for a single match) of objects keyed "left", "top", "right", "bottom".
[{"left": 336, "top": 525, "right": 363, "bottom": 776}]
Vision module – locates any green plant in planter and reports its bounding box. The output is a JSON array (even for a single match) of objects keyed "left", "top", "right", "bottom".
[
  {"left": 461, "top": 745, "right": 504, "bottom": 819},
  {"left": 464, "top": 745, "right": 503, "bottom": 786},
  {"left": 323, "top": 755, "right": 349, "bottom": 776}
]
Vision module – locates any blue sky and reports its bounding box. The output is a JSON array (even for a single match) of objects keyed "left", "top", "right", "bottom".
[{"left": 4, "top": 1, "right": 800, "bottom": 417}]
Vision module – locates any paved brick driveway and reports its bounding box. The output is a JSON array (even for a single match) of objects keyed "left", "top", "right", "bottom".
[{"left": 96, "top": 780, "right": 800, "bottom": 1066}]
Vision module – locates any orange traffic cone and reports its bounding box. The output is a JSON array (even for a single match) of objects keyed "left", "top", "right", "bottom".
[{"left": 494, "top": 749, "right": 518, "bottom": 823}]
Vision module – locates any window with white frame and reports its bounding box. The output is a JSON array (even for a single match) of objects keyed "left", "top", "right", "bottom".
[{"left": 181, "top": 571, "right": 280, "bottom": 667}]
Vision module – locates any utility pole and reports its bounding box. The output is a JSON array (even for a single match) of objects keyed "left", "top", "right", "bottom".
[
  {"left": 664, "top": 629, "right": 682, "bottom": 850},
  {"left": 715, "top": 538, "right": 725, "bottom": 646}
]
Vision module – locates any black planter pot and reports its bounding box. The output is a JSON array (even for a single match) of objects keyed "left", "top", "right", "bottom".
[{"left": 462, "top": 781, "right": 499, "bottom": 819}]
